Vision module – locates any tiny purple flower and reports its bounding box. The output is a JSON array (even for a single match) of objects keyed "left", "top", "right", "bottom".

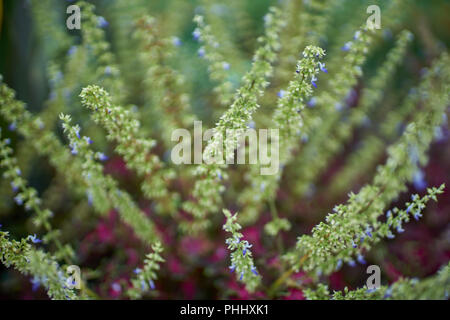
[
  {"left": 413, "top": 170, "right": 427, "bottom": 191},
  {"left": 413, "top": 211, "right": 422, "bottom": 221},
  {"left": 198, "top": 48, "right": 205, "bottom": 57},
  {"left": 193, "top": 29, "right": 201, "bottom": 41},
  {"left": 384, "top": 287, "right": 393, "bottom": 298},
  {"left": 134, "top": 268, "right": 142, "bottom": 274},
  {"left": 365, "top": 226, "right": 373, "bottom": 238},
  {"left": 242, "top": 242, "right": 252, "bottom": 256},
  {"left": 342, "top": 42, "right": 352, "bottom": 51},
  {"left": 318, "top": 62, "right": 328, "bottom": 73},
  {"left": 277, "top": 90, "right": 286, "bottom": 98},
  {"left": 311, "top": 75, "right": 318, "bottom": 88},
  {"left": 307, "top": 97, "right": 317, "bottom": 107},
  {"left": 14, "top": 195, "right": 23, "bottom": 206},
  {"left": 172, "top": 37, "right": 182, "bottom": 47},
  {"left": 31, "top": 277, "right": 41, "bottom": 292},
  {"left": 68, "top": 46, "right": 77, "bottom": 56},
  {"left": 97, "top": 16, "right": 108, "bottom": 28},
  {"left": 357, "top": 254, "right": 366, "bottom": 264},
  {"left": 111, "top": 282, "right": 121, "bottom": 292},
  {"left": 98, "top": 153, "right": 108, "bottom": 161},
  {"left": 11, "top": 182, "right": 18, "bottom": 192},
  {"left": 28, "top": 234, "right": 42, "bottom": 244}
]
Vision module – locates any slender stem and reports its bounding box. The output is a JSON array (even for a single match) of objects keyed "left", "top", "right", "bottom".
[
  {"left": 269, "top": 198, "right": 278, "bottom": 220},
  {"left": 268, "top": 199, "right": 284, "bottom": 254},
  {"left": 268, "top": 252, "right": 309, "bottom": 297}
]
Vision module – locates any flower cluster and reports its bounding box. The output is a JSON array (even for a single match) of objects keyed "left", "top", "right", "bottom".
[
  {"left": 330, "top": 42, "right": 436, "bottom": 195},
  {"left": 296, "top": 30, "right": 414, "bottom": 198},
  {"left": 134, "top": 15, "right": 195, "bottom": 147},
  {"left": 0, "top": 231, "right": 77, "bottom": 300},
  {"left": 305, "top": 262, "right": 450, "bottom": 300},
  {"left": 182, "top": 7, "right": 286, "bottom": 234},
  {"left": 78, "top": 1, "right": 125, "bottom": 104},
  {"left": 80, "top": 85, "right": 178, "bottom": 212},
  {"left": 284, "top": 54, "right": 449, "bottom": 276},
  {"left": 127, "top": 241, "right": 165, "bottom": 299},
  {"left": 193, "top": 15, "right": 234, "bottom": 106},
  {"left": 59, "top": 113, "right": 160, "bottom": 246},
  {"left": 0, "top": 131, "right": 74, "bottom": 262},
  {"left": 290, "top": 25, "right": 377, "bottom": 197},
  {"left": 238, "top": 45, "right": 327, "bottom": 226},
  {"left": 223, "top": 209, "right": 261, "bottom": 292}
]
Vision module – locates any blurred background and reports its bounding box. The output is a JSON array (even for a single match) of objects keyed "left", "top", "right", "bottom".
[{"left": 0, "top": 0, "right": 449, "bottom": 299}]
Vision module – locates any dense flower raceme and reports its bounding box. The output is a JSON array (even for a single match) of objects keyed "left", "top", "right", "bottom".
[
  {"left": 59, "top": 113, "right": 160, "bottom": 247},
  {"left": 79, "top": 85, "right": 178, "bottom": 212},
  {"left": 127, "top": 241, "right": 165, "bottom": 299},
  {"left": 304, "top": 262, "right": 450, "bottom": 300},
  {"left": 238, "top": 45, "right": 327, "bottom": 228},
  {"left": 223, "top": 209, "right": 261, "bottom": 292},
  {"left": 291, "top": 30, "right": 414, "bottom": 198},
  {"left": 0, "top": 231, "right": 78, "bottom": 300},
  {"left": 283, "top": 53, "right": 450, "bottom": 275},
  {"left": 193, "top": 14, "right": 235, "bottom": 107},
  {"left": 181, "top": 6, "right": 286, "bottom": 234},
  {"left": 0, "top": 0, "right": 449, "bottom": 300},
  {"left": 134, "top": 15, "right": 196, "bottom": 147},
  {"left": 0, "top": 130, "right": 75, "bottom": 263}
]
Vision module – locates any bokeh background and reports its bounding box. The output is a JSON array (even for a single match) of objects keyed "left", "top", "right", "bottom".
[{"left": 0, "top": 0, "right": 449, "bottom": 299}]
